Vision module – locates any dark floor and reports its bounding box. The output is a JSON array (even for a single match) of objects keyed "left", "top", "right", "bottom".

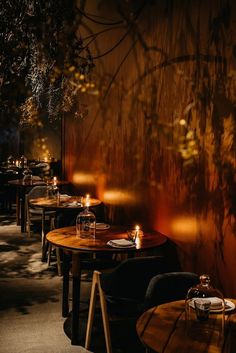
[{"left": 0, "top": 207, "right": 145, "bottom": 353}]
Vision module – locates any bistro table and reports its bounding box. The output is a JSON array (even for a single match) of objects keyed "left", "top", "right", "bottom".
[
  {"left": 30, "top": 196, "right": 101, "bottom": 261},
  {"left": 30, "top": 195, "right": 101, "bottom": 209},
  {"left": 46, "top": 226, "right": 167, "bottom": 345},
  {"left": 136, "top": 299, "right": 236, "bottom": 353}
]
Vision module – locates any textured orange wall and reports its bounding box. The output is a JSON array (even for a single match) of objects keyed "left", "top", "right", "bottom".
[{"left": 64, "top": 0, "right": 236, "bottom": 296}]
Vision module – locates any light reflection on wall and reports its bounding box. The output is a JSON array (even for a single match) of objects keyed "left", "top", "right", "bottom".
[
  {"left": 72, "top": 172, "right": 96, "bottom": 185},
  {"left": 103, "top": 189, "right": 136, "bottom": 205},
  {"left": 72, "top": 172, "right": 137, "bottom": 206},
  {"left": 170, "top": 216, "right": 198, "bottom": 243}
]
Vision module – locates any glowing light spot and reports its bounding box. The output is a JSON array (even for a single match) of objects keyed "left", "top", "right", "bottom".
[
  {"left": 72, "top": 172, "right": 96, "bottom": 185},
  {"left": 171, "top": 216, "right": 198, "bottom": 242},
  {"left": 103, "top": 189, "right": 136, "bottom": 205},
  {"left": 179, "top": 119, "right": 187, "bottom": 126}
]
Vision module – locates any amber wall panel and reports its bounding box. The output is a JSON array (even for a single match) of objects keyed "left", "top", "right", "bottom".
[{"left": 64, "top": 0, "right": 236, "bottom": 296}]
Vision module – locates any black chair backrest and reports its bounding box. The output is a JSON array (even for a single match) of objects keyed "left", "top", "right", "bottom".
[
  {"left": 144, "top": 271, "right": 200, "bottom": 310},
  {"left": 100, "top": 256, "right": 173, "bottom": 301}
]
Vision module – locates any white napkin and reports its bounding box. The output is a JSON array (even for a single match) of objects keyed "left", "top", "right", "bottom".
[
  {"left": 191, "top": 297, "right": 223, "bottom": 310},
  {"left": 108, "top": 239, "right": 135, "bottom": 247},
  {"left": 67, "top": 201, "right": 79, "bottom": 207},
  {"left": 207, "top": 297, "right": 224, "bottom": 309},
  {"left": 59, "top": 194, "right": 70, "bottom": 201},
  {"left": 90, "top": 223, "right": 110, "bottom": 230}
]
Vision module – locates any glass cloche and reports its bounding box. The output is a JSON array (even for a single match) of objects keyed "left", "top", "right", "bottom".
[
  {"left": 76, "top": 195, "right": 96, "bottom": 239},
  {"left": 23, "top": 167, "right": 33, "bottom": 182},
  {"left": 185, "top": 274, "right": 225, "bottom": 342}
]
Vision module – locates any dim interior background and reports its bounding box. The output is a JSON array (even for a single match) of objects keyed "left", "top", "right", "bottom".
[{"left": 0, "top": 0, "right": 236, "bottom": 297}]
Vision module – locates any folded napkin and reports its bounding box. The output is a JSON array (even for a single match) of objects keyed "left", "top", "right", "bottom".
[
  {"left": 59, "top": 194, "right": 70, "bottom": 201},
  {"left": 66, "top": 201, "right": 79, "bottom": 207},
  {"left": 108, "top": 239, "right": 135, "bottom": 248},
  {"left": 191, "top": 297, "right": 223, "bottom": 310},
  {"left": 207, "top": 297, "right": 224, "bottom": 309},
  {"left": 90, "top": 223, "right": 110, "bottom": 230}
]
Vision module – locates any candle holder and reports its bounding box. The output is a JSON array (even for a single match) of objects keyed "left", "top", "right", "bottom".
[{"left": 127, "top": 225, "right": 143, "bottom": 243}]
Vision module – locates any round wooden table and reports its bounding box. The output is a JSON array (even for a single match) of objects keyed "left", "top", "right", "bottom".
[
  {"left": 136, "top": 299, "right": 236, "bottom": 353},
  {"left": 46, "top": 226, "right": 167, "bottom": 345},
  {"left": 30, "top": 196, "right": 101, "bottom": 209}
]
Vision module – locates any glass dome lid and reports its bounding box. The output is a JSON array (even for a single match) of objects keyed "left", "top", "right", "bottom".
[
  {"left": 186, "top": 274, "right": 225, "bottom": 303},
  {"left": 185, "top": 274, "right": 225, "bottom": 341}
]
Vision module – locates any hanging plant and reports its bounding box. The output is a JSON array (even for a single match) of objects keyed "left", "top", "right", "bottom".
[{"left": 0, "top": 0, "right": 95, "bottom": 127}]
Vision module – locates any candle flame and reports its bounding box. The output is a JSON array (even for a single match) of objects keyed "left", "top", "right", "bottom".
[{"left": 85, "top": 194, "right": 90, "bottom": 207}]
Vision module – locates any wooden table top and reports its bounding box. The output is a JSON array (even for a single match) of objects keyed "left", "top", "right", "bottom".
[
  {"left": 30, "top": 196, "right": 101, "bottom": 209},
  {"left": 136, "top": 299, "right": 236, "bottom": 353},
  {"left": 8, "top": 179, "right": 46, "bottom": 187},
  {"left": 46, "top": 226, "right": 167, "bottom": 253},
  {"left": 8, "top": 179, "right": 69, "bottom": 187}
]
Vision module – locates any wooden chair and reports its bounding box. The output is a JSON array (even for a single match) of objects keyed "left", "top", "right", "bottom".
[
  {"left": 25, "top": 185, "right": 61, "bottom": 275},
  {"left": 85, "top": 256, "right": 171, "bottom": 353}
]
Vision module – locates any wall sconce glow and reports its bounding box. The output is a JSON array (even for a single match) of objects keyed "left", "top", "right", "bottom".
[
  {"left": 171, "top": 216, "right": 198, "bottom": 242},
  {"left": 72, "top": 172, "right": 96, "bottom": 185},
  {"left": 103, "top": 189, "right": 136, "bottom": 205}
]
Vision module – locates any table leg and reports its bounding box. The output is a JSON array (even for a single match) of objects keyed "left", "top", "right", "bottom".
[
  {"left": 62, "top": 252, "right": 71, "bottom": 317},
  {"left": 16, "top": 191, "right": 20, "bottom": 226},
  {"left": 41, "top": 209, "right": 46, "bottom": 261},
  {"left": 71, "top": 252, "right": 81, "bottom": 345},
  {"left": 20, "top": 190, "right": 26, "bottom": 233}
]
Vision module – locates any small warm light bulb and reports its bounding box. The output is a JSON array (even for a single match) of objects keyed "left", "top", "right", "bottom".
[
  {"left": 53, "top": 176, "right": 57, "bottom": 186},
  {"left": 179, "top": 119, "right": 187, "bottom": 126},
  {"left": 135, "top": 225, "right": 140, "bottom": 232}
]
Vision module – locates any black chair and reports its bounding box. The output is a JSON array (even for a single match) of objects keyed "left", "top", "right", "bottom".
[
  {"left": 143, "top": 271, "right": 200, "bottom": 311},
  {"left": 85, "top": 256, "right": 173, "bottom": 353}
]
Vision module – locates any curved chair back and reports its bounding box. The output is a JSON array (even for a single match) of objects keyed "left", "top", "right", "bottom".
[
  {"left": 144, "top": 271, "right": 199, "bottom": 310},
  {"left": 27, "top": 185, "right": 49, "bottom": 201},
  {"left": 100, "top": 256, "right": 172, "bottom": 303},
  {"left": 85, "top": 256, "right": 175, "bottom": 353}
]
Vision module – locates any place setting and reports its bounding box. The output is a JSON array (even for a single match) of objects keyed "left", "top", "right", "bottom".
[{"left": 107, "top": 225, "right": 143, "bottom": 248}]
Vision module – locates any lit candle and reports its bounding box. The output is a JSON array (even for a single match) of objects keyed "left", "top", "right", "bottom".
[
  {"left": 53, "top": 176, "right": 57, "bottom": 186},
  {"left": 135, "top": 225, "right": 140, "bottom": 240},
  {"left": 15, "top": 160, "right": 19, "bottom": 167},
  {"left": 85, "top": 194, "right": 90, "bottom": 207}
]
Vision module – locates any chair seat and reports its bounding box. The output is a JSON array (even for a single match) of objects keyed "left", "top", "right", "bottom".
[
  {"left": 29, "top": 207, "right": 56, "bottom": 216},
  {"left": 105, "top": 295, "right": 143, "bottom": 316}
]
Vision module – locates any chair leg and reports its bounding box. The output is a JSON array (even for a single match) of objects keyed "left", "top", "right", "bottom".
[
  {"left": 97, "top": 274, "right": 113, "bottom": 353},
  {"left": 56, "top": 247, "right": 62, "bottom": 276},
  {"left": 46, "top": 217, "right": 61, "bottom": 276},
  {"left": 47, "top": 243, "right": 52, "bottom": 266},
  {"left": 41, "top": 209, "right": 47, "bottom": 261},
  {"left": 85, "top": 271, "right": 99, "bottom": 350},
  {"left": 25, "top": 196, "right": 31, "bottom": 238},
  {"left": 85, "top": 271, "right": 113, "bottom": 353}
]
